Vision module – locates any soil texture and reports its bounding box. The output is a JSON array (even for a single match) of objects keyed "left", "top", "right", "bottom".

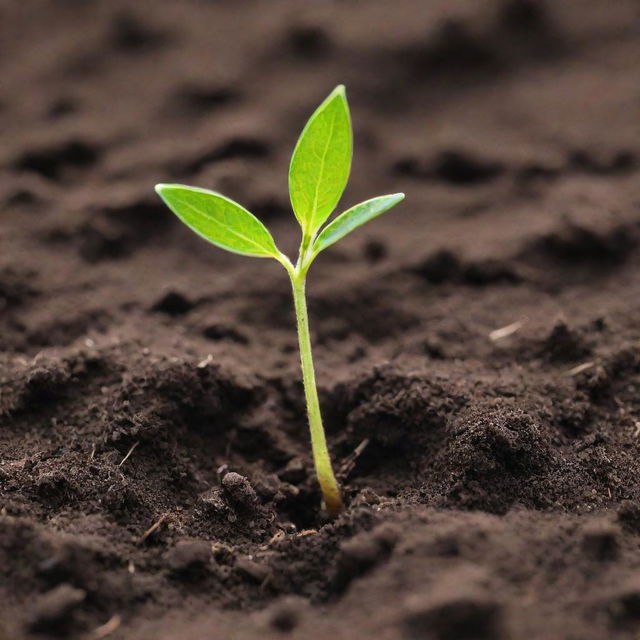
[{"left": 2, "top": 1, "right": 640, "bottom": 638}]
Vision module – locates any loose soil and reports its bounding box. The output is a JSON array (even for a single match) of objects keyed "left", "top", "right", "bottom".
[{"left": 2, "top": 1, "right": 640, "bottom": 638}]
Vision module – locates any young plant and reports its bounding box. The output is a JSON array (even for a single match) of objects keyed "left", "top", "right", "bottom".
[{"left": 155, "top": 85, "right": 404, "bottom": 517}]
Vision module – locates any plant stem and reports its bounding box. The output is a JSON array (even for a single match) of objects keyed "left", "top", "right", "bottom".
[{"left": 290, "top": 272, "right": 343, "bottom": 517}]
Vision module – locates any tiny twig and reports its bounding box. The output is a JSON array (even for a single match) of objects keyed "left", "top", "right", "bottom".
[
  {"left": 88, "top": 443, "right": 96, "bottom": 462},
  {"left": 259, "top": 574, "right": 272, "bottom": 593},
  {"left": 339, "top": 438, "right": 370, "bottom": 479},
  {"left": 118, "top": 441, "right": 139, "bottom": 467},
  {"left": 489, "top": 320, "right": 523, "bottom": 342},
  {"left": 565, "top": 361, "right": 595, "bottom": 377},
  {"left": 259, "top": 530, "right": 286, "bottom": 551},
  {"left": 138, "top": 513, "right": 169, "bottom": 544},
  {"left": 89, "top": 614, "right": 122, "bottom": 639},
  {"left": 197, "top": 354, "right": 214, "bottom": 369}
]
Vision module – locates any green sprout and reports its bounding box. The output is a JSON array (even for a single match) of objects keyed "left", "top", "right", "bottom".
[{"left": 155, "top": 85, "right": 404, "bottom": 517}]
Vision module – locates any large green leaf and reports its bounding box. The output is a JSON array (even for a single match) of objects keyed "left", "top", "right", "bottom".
[
  {"left": 312, "top": 194, "right": 404, "bottom": 255},
  {"left": 155, "top": 184, "right": 279, "bottom": 258},
  {"left": 289, "top": 85, "right": 352, "bottom": 236}
]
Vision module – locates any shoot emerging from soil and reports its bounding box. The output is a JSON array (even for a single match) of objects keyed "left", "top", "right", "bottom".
[{"left": 155, "top": 85, "right": 404, "bottom": 516}]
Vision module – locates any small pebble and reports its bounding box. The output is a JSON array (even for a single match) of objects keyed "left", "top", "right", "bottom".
[{"left": 222, "top": 472, "right": 258, "bottom": 512}]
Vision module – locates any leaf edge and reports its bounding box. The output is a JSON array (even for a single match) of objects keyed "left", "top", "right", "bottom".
[
  {"left": 155, "top": 183, "right": 281, "bottom": 259},
  {"left": 311, "top": 192, "right": 405, "bottom": 256}
]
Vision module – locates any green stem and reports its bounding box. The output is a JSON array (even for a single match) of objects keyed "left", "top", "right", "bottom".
[{"left": 290, "top": 272, "right": 343, "bottom": 517}]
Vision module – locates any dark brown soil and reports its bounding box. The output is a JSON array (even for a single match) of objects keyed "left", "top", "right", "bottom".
[{"left": 2, "top": 1, "right": 640, "bottom": 638}]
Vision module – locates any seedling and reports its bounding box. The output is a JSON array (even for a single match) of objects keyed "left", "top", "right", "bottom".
[{"left": 155, "top": 86, "right": 404, "bottom": 516}]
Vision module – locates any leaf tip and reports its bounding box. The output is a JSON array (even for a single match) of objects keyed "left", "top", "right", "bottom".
[{"left": 329, "top": 85, "right": 347, "bottom": 105}]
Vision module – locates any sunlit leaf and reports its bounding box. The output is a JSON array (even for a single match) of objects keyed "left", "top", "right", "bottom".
[
  {"left": 289, "top": 85, "right": 352, "bottom": 236},
  {"left": 312, "top": 194, "right": 404, "bottom": 255},
  {"left": 155, "top": 184, "right": 279, "bottom": 258}
]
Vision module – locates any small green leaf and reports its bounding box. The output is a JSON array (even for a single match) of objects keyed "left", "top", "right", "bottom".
[
  {"left": 289, "top": 85, "right": 352, "bottom": 236},
  {"left": 312, "top": 194, "right": 405, "bottom": 255},
  {"left": 155, "top": 184, "right": 279, "bottom": 258}
]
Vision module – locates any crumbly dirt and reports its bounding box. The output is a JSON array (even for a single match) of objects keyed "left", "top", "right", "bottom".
[{"left": 2, "top": 1, "right": 640, "bottom": 638}]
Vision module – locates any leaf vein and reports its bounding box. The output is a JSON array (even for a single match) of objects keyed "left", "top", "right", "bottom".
[{"left": 175, "top": 197, "right": 272, "bottom": 255}]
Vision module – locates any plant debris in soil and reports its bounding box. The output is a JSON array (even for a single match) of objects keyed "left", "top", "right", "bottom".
[{"left": 2, "top": 1, "right": 640, "bottom": 639}]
